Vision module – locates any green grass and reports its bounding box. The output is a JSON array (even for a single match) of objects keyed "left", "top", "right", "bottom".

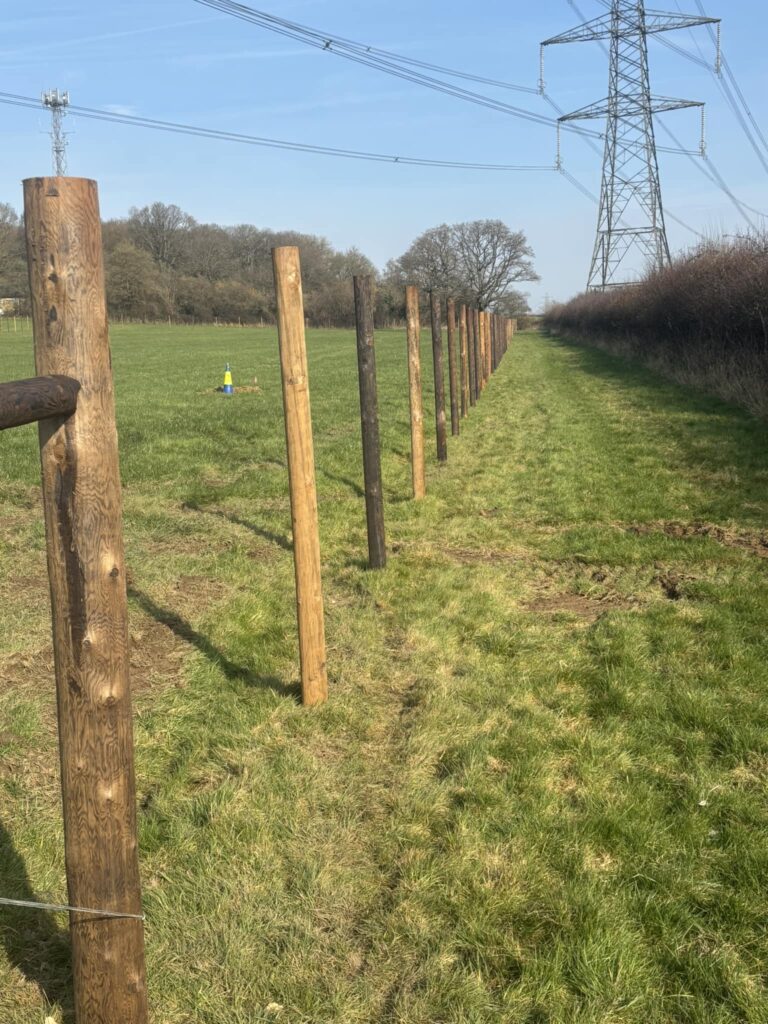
[{"left": 1, "top": 323, "right": 768, "bottom": 1023}]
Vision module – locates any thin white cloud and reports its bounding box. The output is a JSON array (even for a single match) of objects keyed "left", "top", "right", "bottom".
[
  {"left": 170, "top": 46, "right": 317, "bottom": 68},
  {"left": 0, "top": 17, "right": 217, "bottom": 60},
  {"left": 103, "top": 104, "right": 138, "bottom": 117}
]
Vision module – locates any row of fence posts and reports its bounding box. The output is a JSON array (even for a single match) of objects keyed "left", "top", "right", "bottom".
[
  {"left": 0, "top": 176, "right": 514, "bottom": 1024},
  {"left": 271, "top": 265, "right": 514, "bottom": 714},
  {"left": 0, "top": 316, "right": 30, "bottom": 332}
]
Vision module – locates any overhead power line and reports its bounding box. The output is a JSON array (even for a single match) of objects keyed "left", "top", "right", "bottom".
[
  {"left": 194, "top": 0, "right": 692, "bottom": 151},
  {"left": 0, "top": 89, "right": 627, "bottom": 211},
  {"left": 572, "top": 0, "right": 766, "bottom": 232},
  {"left": 545, "top": 1, "right": 718, "bottom": 290},
  {"left": 686, "top": 0, "right": 768, "bottom": 175},
  {"left": 594, "top": 0, "right": 768, "bottom": 175},
  {"left": 193, "top": 0, "right": 542, "bottom": 93},
  {"left": 193, "top": 0, "right": 704, "bottom": 157},
  {"left": 655, "top": 116, "right": 767, "bottom": 229},
  {"left": 0, "top": 91, "right": 557, "bottom": 171}
]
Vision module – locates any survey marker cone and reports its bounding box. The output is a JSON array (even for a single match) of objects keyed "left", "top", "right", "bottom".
[{"left": 222, "top": 362, "right": 234, "bottom": 395}]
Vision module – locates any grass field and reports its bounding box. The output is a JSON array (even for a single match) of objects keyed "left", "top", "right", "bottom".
[{"left": 1, "top": 323, "right": 768, "bottom": 1023}]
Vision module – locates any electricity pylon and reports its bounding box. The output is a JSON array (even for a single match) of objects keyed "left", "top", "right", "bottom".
[
  {"left": 42, "top": 89, "right": 70, "bottom": 175},
  {"left": 542, "top": 2, "right": 720, "bottom": 291}
]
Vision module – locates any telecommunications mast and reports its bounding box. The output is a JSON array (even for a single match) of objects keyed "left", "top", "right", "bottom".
[{"left": 42, "top": 89, "right": 70, "bottom": 175}]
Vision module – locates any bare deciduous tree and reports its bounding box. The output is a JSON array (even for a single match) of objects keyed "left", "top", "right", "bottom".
[
  {"left": 128, "top": 202, "right": 196, "bottom": 270},
  {"left": 390, "top": 219, "right": 538, "bottom": 310}
]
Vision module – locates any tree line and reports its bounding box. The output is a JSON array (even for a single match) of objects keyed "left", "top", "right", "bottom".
[{"left": 0, "top": 199, "right": 537, "bottom": 326}]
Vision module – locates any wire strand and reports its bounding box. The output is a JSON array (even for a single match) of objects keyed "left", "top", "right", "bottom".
[
  {"left": 192, "top": 0, "right": 616, "bottom": 142},
  {"left": 0, "top": 896, "right": 145, "bottom": 921},
  {"left": 0, "top": 92, "right": 552, "bottom": 172}
]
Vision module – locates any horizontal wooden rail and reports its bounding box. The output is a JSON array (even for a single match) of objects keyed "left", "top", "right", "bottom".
[{"left": 0, "top": 375, "right": 80, "bottom": 431}]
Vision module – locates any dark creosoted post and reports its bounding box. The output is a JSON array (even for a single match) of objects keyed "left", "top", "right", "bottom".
[
  {"left": 459, "top": 304, "right": 469, "bottom": 418},
  {"left": 468, "top": 307, "right": 477, "bottom": 407},
  {"left": 353, "top": 275, "right": 386, "bottom": 569}
]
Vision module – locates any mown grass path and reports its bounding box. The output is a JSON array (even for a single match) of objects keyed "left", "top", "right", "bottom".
[{"left": 1, "top": 326, "right": 767, "bottom": 1023}]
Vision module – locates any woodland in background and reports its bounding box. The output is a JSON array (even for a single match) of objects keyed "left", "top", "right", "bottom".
[
  {"left": 0, "top": 201, "right": 534, "bottom": 327},
  {"left": 543, "top": 235, "right": 768, "bottom": 418}
]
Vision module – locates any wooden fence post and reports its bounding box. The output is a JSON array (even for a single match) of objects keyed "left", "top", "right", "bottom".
[
  {"left": 405, "top": 285, "right": 426, "bottom": 499},
  {"left": 478, "top": 311, "right": 486, "bottom": 391},
  {"left": 353, "top": 275, "right": 386, "bottom": 569},
  {"left": 24, "top": 176, "right": 148, "bottom": 1024},
  {"left": 459, "top": 304, "right": 469, "bottom": 418},
  {"left": 472, "top": 309, "right": 480, "bottom": 401},
  {"left": 446, "top": 298, "right": 459, "bottom": 437},
  {"left": 487, "top": 311, "right": 493, "bottom": 385},
  {"left": 430, "top": 292, "right": 448, "bottom": 462},
  {"left": 467, "top": 307, "right": 476, "bottom": 407},
  {"left": 272, "top": 246, "right": 328, "bottom": 706},
  {"left": 483, "top": 313, "right": 490, "bottom": 382}
]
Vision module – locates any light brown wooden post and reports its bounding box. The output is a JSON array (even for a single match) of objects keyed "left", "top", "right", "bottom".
[
  {"left": 459, "top": 304, "right": 469, "bottom": 418},
  {"left": 446, "top": 298, "right": 459, "bottom": 437},
  {"left": 24, "top": 176, "right": 148, "bottom": 1024},
  {"left": 272, "top": 246, "right": 328, "bottom": 706},
  {"left": 405, "top": 285, "right": 426, "bottom": 499}
]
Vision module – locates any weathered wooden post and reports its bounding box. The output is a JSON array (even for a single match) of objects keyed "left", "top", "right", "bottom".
[
  {"left": 471, "top": 308, "right": 481, "bottom": 402},
  {"left": 430, "top": 292, "right": 448, "bottom": 462},
  {"left": 24, "top": 176, "right": 148, "bottom": 1024},
  {"left": 459, "top": 303, "right": 469, "bottom": 418},
  {"left": 483, "top": 313, "right": 490, "bottom": 381},
  {"left": 487, "top": 311, "right": 493, "bottom": 385},
  {"left": 353, "top": 275, "right": 386, "bottom": 569},
  {"left": 272, "top": 246, "right": 328, "bottom": 706},
  {"left": 446, "top": 298, "right": 460, "bottom": 437},
  {"left": 466, "top": 308, "right": 474, "bottom": 407},
  {"left": 405, "top": 285, "right": 426, "bottom": 499},
  {"left": 477, "top": 311, "right": 486, "bottom": 391}
]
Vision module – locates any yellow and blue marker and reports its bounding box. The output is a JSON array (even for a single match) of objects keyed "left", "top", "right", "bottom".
[{"left": 222, "top": 363, "right": 234, "bottom": 396}]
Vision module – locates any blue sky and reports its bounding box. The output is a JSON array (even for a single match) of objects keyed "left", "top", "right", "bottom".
[{"left": 1, "top": 1, "right": 765, "bottom": 308}]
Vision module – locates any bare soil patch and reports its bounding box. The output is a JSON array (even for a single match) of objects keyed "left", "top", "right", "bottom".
[
  {"left": 0, "top": 617, "right": 189, "bottom": 701},
  {"left": 627, "top": 520, "right": 768, "bottom": 558},
  {"left": 525, "top": 593, "right": 632, "bottom": 621}
]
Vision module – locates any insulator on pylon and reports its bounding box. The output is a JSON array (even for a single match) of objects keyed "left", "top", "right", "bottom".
[{"left": 538, "top": 45, "right": 546, "bottom": 95}]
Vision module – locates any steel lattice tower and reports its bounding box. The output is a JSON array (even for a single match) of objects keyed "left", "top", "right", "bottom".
[
  {"left": 42, "top": 89, "right": 70, "bottom": 176},
  {"left": 542, "top": 2, "right": 719, "bottom": 291}
]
